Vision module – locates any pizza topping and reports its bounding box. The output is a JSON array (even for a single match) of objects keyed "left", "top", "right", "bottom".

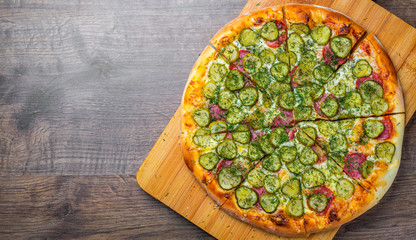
[
  {"left": 248, "top": 141, "right": 265, "bottom": 161},
  {"left": 320, "top": 95, "right": 340, "bottom": 118},
  {"left": 270, "top": 62, "right": 289, "bottom": 82},
  {"left": 261, "top": 21, "right": 279, "bottom": 41},
  {"left": 247, "top": 168, "right": 266, "bottom": 188},
  {"left": 285, "top": 199, "right": 304, "bottom": 218},
  {"left": 280, "top": 145, "right": 297, "bottom": 163},
  {"left": 287, "top": 159, "right": 306, "bottom": 174},
  {"left": 371, "top": 97, "right": 388, "bottom": 115},
  {"left": 296, "top": 126, "right": 317, "bottom": 147},
  {"left": 360, "top": 160, "right": 375, "bottom": 179},
  {"left": 278, "top": 91, "right": 296, "bottom": 110},
  {"left": 264, "top": 175, "right": 281, "bottom": 193},
  {"left": 216, "top": 139, "right": 237, "bottom": 159},
  {"left": 292, "top": 66, "right": 312, "bottom": 86},
  {"left": 342, "top": 91, "right": 362, "bottom": 110},
  {"left": 288, "top": 33, "right": 304, "bottom": 53},
  {"left": 218, "top": 90, "right": 237, "bottom": 110},
  {"left": 290, "top": 23, "right": 310, "bottom": 35},
  {"left": 218, "top": 167, "right": 242, "bottom": 190},
  {"left": 236, "top": 186, "right": 258, "bottom": 209},
  {"left": 317, "top": 120, "right": 338, "bottom": 137},
  {"left": 232, "top": 124, "right": 251, "bottom": 144},
  {"left": 193, "top": 108, "right": 211, "bottom": 127},
  {"left": 209, "top": 104, "right": 226, "bottom": 121},
  {"left": 265, "top": 21, "right": 287, "bottom": 48},
  {"left": 225, "top": 70, "right": 245, "bottom": 91},
  {"left": 300, "top": 50, "right": 317, "bottom": 70},
  {"left": 260, "top": 193, "right": 279, "bottom": 213},
  {"left": 323, "top": 44, "right": 347, "bottom": 67},
  {"left": 313, "top": 63, "right": 334, "bottom": 84},
  {"left": 336, "top": 178, "right": 355, "bottom": 198},
  {"left": 308, "top": 193, "right": 329, "bottom": 213},
  {"left": 294, "top": 105, "right": 312, "bottom": 121},
  {"left": 344, "top": 152, "right": 366, "bottom": 179},
  {"left": 259, "top": 49, "right": 276, "bottom": 65},
  {"left": 231, "top": 157, "right": 251, "bottom": 176},
  {"left": 302, "top": 167, "right": 326, "bottom": 188},
  {"left": 375, "top": 141, "right": 396, "bottom": 163},
  {"left": 277, "top": 51, "right": 296, "bottom": 66},
  {"left": 307, "top": 83, "right": 325, "bottom": 101},
  {"left": 296, "top": 87, "right": 313, "bottom": 106},
  {"left": 262, "top": 154, "right": 282, "bottom": 172},
  {"left": 268, "top": 81, "right": 291, "bottom": 98},
  {"left": 327, "top": 153, "right": 345, "bottom": 174},
  {"left": 239, "top": 86, "right": 258, "bottom": 106},
  {"left": 193, "top": 128, "right": 212, "bottom": 146},
  {"left": 329, "top": 36, "right": 352, "bottom": 58},
  {"left": 352, "top": 59, "right": 373, "bottom": 78},
  {"left": 311, "top": 25, "right": 331, "bottom": 45},
  {"left": 259, "top": 134, "right": 275, "bottom": 155},
  {"left": 269, "top": 127, "right": 289, "bottom": 147},
  {"left": 312, "top": 186, "right": 335, "bottom": 215},
  {"left": 359, "top": 80, "right": 384, "bottom": 103},
  {"left": 253, "top": 68, "right": 272, "bottom": 88},
  {"left": 239, "top": 28, "right": 259, "bottom": 46},
  {"left": 209, "top": 120, "right": 228, "bottom": 141},
  {"left": 199, "top": 152, "right": 220, "bottom": 170},
  {"left": 376, "top": 116, "right": 393, "bottom": 140},
  {"left": 221, "top": 43, "right": 239, "bottom": 62},
  {"left": 208, "top": 63, "right": 228, "bottom": 82},
  {"left": 329, "top": 133, "right": 348, "bottom": 152},
  {"left": 216, "top": 159, "right": 233, "bottom": 176},
  {"left": 282, "top": 179, "right": 301, "bottom": 197},
  {"left": 226, "top": 106, "right": 245, "bottom": 124},
  {"left": 203, "top": 81, "right": 219, "bottom": 99},
  {"left": 243, "top": 53, "right": 262, "bottom": 74},
  {"left": 299, "top": 147, "right": 318, "bottom": 165},
  {"left": 363, "top": 119, "right": 385, "bottom": 138}
]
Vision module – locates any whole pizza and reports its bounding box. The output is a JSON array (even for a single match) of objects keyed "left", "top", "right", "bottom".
[{"left": 180, "top": 4, "right": 405, "bottom": 236}]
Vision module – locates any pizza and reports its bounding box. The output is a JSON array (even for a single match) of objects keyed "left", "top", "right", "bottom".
[{"left": 180, "top": 4, "right": 405, "bottom": 237}]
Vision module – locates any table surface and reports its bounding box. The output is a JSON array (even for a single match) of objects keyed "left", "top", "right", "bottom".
[{"left": 0, "top": 0, "right": 415, "bottom": 239}]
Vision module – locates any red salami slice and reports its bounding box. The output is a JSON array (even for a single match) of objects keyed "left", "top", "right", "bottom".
[
  {"left": 344, "top": 153, "right": 366, "bottom": 179},
  {"left": 209, "top": 104, "right": 226, "bottom": 121},
  {"left": 376, "top": 116, "right": 393, "bottom": 141},
  {"left": 216, "top": 159, "right": 233, "bottom": 176},
  {"left": 311, "top": 186, "right": 334, "bottom": 216}
]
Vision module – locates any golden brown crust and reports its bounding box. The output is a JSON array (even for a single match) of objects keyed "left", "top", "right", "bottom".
[
  {"left": 210, "top": 6, "right": 284, "bottom": 50},
  {"left": 355, "top": 33, "right": 405, "bottom": 113},
  {"left": 285, "top": 4, "right": 366, "bottom": 45}
]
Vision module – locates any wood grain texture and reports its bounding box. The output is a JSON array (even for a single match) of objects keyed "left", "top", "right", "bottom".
[{"left": 0, "top": 0, "right": 415, "bottom": 239}]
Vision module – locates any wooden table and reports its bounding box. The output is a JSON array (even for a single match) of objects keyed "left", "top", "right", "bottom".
[{"left": 0, "top": 0, "right": 415, "bottom": 239}]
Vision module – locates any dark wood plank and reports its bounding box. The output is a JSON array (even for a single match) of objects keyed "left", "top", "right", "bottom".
[{"left": 0, "top": 0, "right": 415, "bottom": 239}]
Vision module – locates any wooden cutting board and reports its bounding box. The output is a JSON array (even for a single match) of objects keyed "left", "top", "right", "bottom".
[{"left": 137, "top": 0, "right": 416, "bottom": 239}]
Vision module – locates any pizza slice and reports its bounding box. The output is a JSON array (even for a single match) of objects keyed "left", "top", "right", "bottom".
[{"left": 320, "top": 33, "right": 405, "bottom": 119}]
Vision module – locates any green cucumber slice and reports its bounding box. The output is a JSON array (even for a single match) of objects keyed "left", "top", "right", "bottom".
[
  {"left": 287, "top": 159, "right": 306, "bottom": 174},
  {"left": 231, "top": 157, "right": 251, "bottom": 176},
  {"left": 261, "top": 21, "right": 279, "bottom": 41},
  {"left": 299, "top": 147, "right": 318, "bottom": 165},
  {"left": 209, "top": 63, "right": 228, "bottom": 82},
  {"left": 320, "top": 96, "right": 339, "bottom": 118},
  {"left": 248, "top": 142, "right": 265, "bottom": 161},
  {"left": 282, "top": 179, "right": 301, "bottom": 198},
  {"left": 209, "top": 120, "right": 228, "bottom": 141},
  {"left": 277, "top": 51, "right": 297, "bottom": 67},
  {"left": 193, "top": 128, "right": 211, "bottom": 146},
  {"left": 302, "top": 167, "right": 326, "bottom": 188},
  {"left": 264, "top": 175, "right": 280, "bottom": 194},
  {"left": 269, "top": 127, "right": 289, "bottom": 147},
  {"left": 308, "top": 193, "right": 329, "bottom": 213},
  {"left": 218, "top": 90, "right": 237, "bottom": 110},
  {"left": 330, "top": 37, "right": 352, "bottom": 58},
  {"left": 262, "top": 154, "right": 281, "bottom": 172},
  {"left": 253, "top": 68, "right": 272, "bottom": 89},
  {"left": 294, "top": 105, "right": 312, "bottom": 121},
  {"left": 248, "top": 112, "right": 264, "bottom": 130},
  {"left": 218, "top": 167, "right": 242, "bottom": 190},
  {"left": 225, "top": 70, "right": 245, "bottom": 91},
  {"left": 203, "top": 81, "right": 218, "bottom": 99},
  {"left": 286, "top": 199, "right": 304, "bottom": 218},
  {"left": 300, "top": 50, "right": 316, "bottom": 70},
  {"left": 329, "top": 133, "right": 348, "bottom": 152},
  {"left": 236, "top": 186, "right": 258, "bottom": 209},
  {"left": 216, "top": 139, "right": 237, "bottom": 159},
  {"left": 311, "top": 25, "right": 331, "bottom": 45},
  {"left": 371, "top": 98, "right": 388, "bottom": 115},
  {"left": 317, "top": 121, "right": 338, "bottom": 137},
  {"left": 239, "top": 28, "right": 259, "bottom": 46},
  {"left": 226, "top": 106, "right": 244, "bottom": 125},
  {"left": 268, "top": 82, "right": 291, "bottom": 98},
  {"left": 360, "top": 160, "right": 375, "bottom": 179},
  {"left": 336, "top": 178, "right": 355, "bottom": 198},
  {"left": 288, "top": 33, "right": 304, "bottom": 53},
  {"left": 199, "top": 152, "right": 219, "bottom": 170},
  {"left": 239, "top": 86, "right": 258, "bottom": 106},
  {"left": 259, "top": 49, "right": 276, "bottom": 65},
  {"left": 313, "top": 63, "right": 334, "bottom": 84},
  {"left": 243, "top": 53, "right": 262, "bottom": 74},
  {"left": 296, "top": 87, "right": 313, "bottom": 106},
  {"left": 363, "top": 119, "right": 385, "bottom": 138},
  {"left": 297, "top": 127, "right": 317, "bottom": 147},
  {"left": 232, "top": 125, "right": 251, "bottom": 144},
  {"left": 247, "top": 168, "right": 266, "bottom": 188},
  {"left": 353, "top": 60, "right": 372, "bottom": 78},
  {"left": 260, "top": 193, "right": 279, "bottom": 213},
  {"left": 270, "top": 62, "right": 289, "bottom": 82},
  {"left": 327, "top": 157, "right": 343, "bottom": 174},
  {"left": 307, "top": 83, "right": 324, "bottom": 100},
  {"left": 293, "top": 66, "right": 312, "bottom": 86},
  {"left": 259, "top": 135, "right": 275, "bottom": 155},
  {"left": 359, "top": 80, "right": 384, "bottom": 104},
  {"left": 290, "top": 23, "right": 310, "bottom": 35},
  {"left": 343, "top": 91, "right": 362, "bottom": 109},
  {"left": 280, "top": 146, "right": 297, "bottom": 163},
  {"left": 375, "top": 141, "right": 395, "bottom": 163},
  {"left": 193, "top": 108, "right": 211, "bottom": 127},
  {"left": 221, "top": 43, "right": 239, "bottom": 62},
  {"left": 278, "top": 91, "right": 295, "bottom": 110}
]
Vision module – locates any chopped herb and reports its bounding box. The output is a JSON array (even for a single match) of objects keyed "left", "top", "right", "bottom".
[{"left": 256, "top": 2, "right": 261, "bottom": 6}]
